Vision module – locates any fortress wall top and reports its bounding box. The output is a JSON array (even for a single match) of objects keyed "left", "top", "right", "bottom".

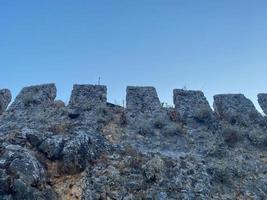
[
  {"left": 213, "top": 94, "right": 262, "bottom": 124},
  {"left": 68, "top": 84, "right": 107, "bottom": 110},
  {"left": 2, "top": 83, "right": 267, "bottom": 121},
  {"left": 257, "top": 93, "right": 267, "bottom": 115},
  {"left": 126, "top": 86, "right": 161, "bottom": 112},
  {"left": 173, "top": 89, "right": 212, "bottom": 119},
  {"left": 0, "top": 89, "right": 12, "bottom": 114},
  {"left": 8, "top": 84, "right": 56, "bottom": 111}
]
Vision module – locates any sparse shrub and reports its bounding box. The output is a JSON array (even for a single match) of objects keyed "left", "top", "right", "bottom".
[
  {"left": 161, "top": 102, "right": 174, "bottom": 108},
  {"left": 48, "top": 123, "right": 70, "bottom": 134},
  {"left": 142, "top": 156, "right": 164, "bottom": 182},
  {"left": 222, "top": 128, "right": 239, "bottom": 146},
  {"left": 162, "top": 123, "right": 185, "bottom": 136},
  {"left": 96, "top": 106, "right": 113, "bottom": 124},
  {"left": 194, "top": 108, "right": 211, "bottom": 122}
]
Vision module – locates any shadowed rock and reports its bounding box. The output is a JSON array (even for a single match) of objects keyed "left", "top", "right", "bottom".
[
  {"left": 9, "top": 83, "right": 56, "bottom": 110},
  {"left": 257, "top": 93, "right": 267, "bottom": 115},
  {"left": 213, "top": 94, "right": 261, "bottom": 124},
  {"left": 1, "top": 145, "right": 56, "bottom": 199},
  {"left": 0, "top": 89, "right": 12, "bottom": 114},
  {"left": 126, "top": 86, "right": 161, "bottom": 112},
  {"left": 173, "top": 89, "right": 212, "bottom": 120},
  {"left": 68, "top": 84, "right": 107, "bottom": 110}
]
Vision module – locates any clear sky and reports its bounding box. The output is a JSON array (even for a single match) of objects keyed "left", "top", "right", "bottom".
[{"left": 1, "top": 1, "right": 267, "bottom": 110}]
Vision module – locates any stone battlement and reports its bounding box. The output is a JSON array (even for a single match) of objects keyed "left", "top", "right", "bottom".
[{"left": 1, "top": 84, "right": 266, "bottom": 123}]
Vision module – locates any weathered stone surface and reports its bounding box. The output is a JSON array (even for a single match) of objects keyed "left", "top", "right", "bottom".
[
  {"left": 9, "top": 83, "right": 56, "bottom": 110},
  {"left": 25, "top": 129, "right": 52, "bottom": 147},
  {"left": 142, "top": 156, "right": 164, "bottom": 182},
  {"left": 4, "top": 145, "right": 45, "bottom": 186},
  {"left": 0, "top": 89, "right": 11, "bottom": 114},
  {"left": 0, "top": 169, "right": 10, "bottom": 195},
  {"left": 213, "top": 94, "right": 261, "bottom": 124},
  {"left": 0, "top": 144, "right": 56, "bottom": 199},
  {"left": 126, "top": 86, "right": 160, "bottom": 112},
  {"left": 2, "top": 83, "right": 267, "bottom": 200},
  {"left": 68, "top": 84, "right": 107, "bottom": 110},
  {"left": 258, "top": 93, "right": 267, "bottom": 115},
  {"left": 173, "top": 89, "right": 212, "bottom": 119},
  {"left": 61, "top": 131, "right": 109, "bottom": 175},
  {"left": 38, "top": 135, "right": 65, "bottom": 160}
]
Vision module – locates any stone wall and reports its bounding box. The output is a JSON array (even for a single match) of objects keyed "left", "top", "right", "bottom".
[
  {"left": 258, "top": 93, "right": 267, "bottom": 115},
  {"left": 8, "top": 84, "right": 56, "bottom": 111},
  {"left": 1, "top": 84, "right": 266, "bottom": 122},
  {"left": 68, "top": 84, "right": 107, "bottom": 110},
  {"left": 126, "top": 86, "right": 161, "bottom": 112},
  {"left": 173, "top": 89, "right": 212, "bottom": 119},
  {"left": 213, "top": 94, "right": 262, "bottom": 124},
  {"left": 0, "top": 89, "right": 11, "bottom": 114}
]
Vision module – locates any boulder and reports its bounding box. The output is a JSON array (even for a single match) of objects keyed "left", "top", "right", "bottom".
[
  {"left": 213, "top": 94, "right": 261, "bottom": 124},
  {"left": 0, "top": 169, "right": 10, "bottom": 195},
  {"left": 0, "top": 89, "right": 12, "bottom": 114},
  {"left": 25, "top": 129, "right": 52, "bottom": 147},
  {"left": 126, "top": 86, "right": 161, "bottom": 112},
  {"left": 68, "top": 84, "right": 107, "bottom": 110},
  {"left": 257, "top": 93, "right": 267, "bottom": 115},
  {"left": 173, "top": 89, "right": 212, "bottom": 120},
  {"left": 4, "top": 145, "right": 45, "bottom": 186},
  {"left": 61, "top": 131, "right": 109, "bottom": 175},
  {"left": 9, "top": 83, "right": 56, "bottom": 110},
  {"left": 38, "top": 135, "right": 65, "bottom": 159},
  {"left": 0, "top": 144, "right": 57, "bottom": 199},
  {"left": 61, "top": 132, "right": 91, "bottom": 174},
  {"left": 142, "top": 156, "right": 165, "bottom": 182}
]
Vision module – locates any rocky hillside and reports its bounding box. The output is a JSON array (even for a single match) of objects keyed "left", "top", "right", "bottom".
[{"left": 1, "top": 83, "right": 267, "bottom": 200}]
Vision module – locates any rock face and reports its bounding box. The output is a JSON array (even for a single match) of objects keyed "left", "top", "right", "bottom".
[
  {"left": 213, "top": 94, "right": 261, "bottom": 124},
  {"left": 258, "top": 93, "right": 267, "bottom": 115},
  {"left": 2, "top": 83, "right": 267, "bottom": 200},
  {"left": 0, "top": 89, "right": 11, "bottom": 114},
  {"left": 0, "top": 144, "right": 56, "bottom": 200},
  {"left": 68, "top": 84, "right": 107, "bottom": 110},
  {"left": 9, "top": 84, "right": 56, "bottom": 110},
  {"left": 126, "top": 86, "right": 160, "bottom": 112},
  {"left": 173, "top": 89, "right": 212, "bottom": 120}
]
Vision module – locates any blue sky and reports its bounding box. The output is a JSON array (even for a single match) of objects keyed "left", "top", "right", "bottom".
[{"left": 0, "top": 1, "right": 267, "bottom": 110}]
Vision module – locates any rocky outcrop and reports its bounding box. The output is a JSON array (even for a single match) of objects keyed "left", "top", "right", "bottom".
[
  {"left": 0, "top": 89, "right": 11, "bottom": 114},
  {"left": 258, "top": 93, "right": 267, "bottom": 115},
  {"left": 8, "top": 84, "right": 56, "bottom": 110},
  {"left": 126, "top": 86, "right": 160, "bottom": 112},
  {"left": 68, "top": 84, "right": 107, "bottom": 110},
  {"left": 213, "top": 94, "right": 262, "bottom": 124},
  {"left": 1, "top": 83, "right": 267, "bottom": 200},
  {"left": 173, "top": 89, "right": 212, "bottom": 120},
  {"left": 0, "top": 144, "right": 56, "bottom": 199}
]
